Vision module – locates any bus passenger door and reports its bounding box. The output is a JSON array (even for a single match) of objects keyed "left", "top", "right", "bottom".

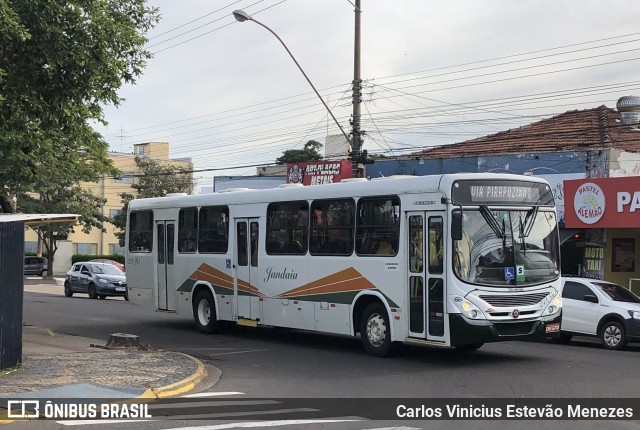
[
  {"left": 156, "top": 220, "right": 175, "bottom": 311},
  {"left": 234, "top": 218, "right": 260, "bottom": 321},
  {"left": 407, "top": 212, "right": 447, "bottom": 342}
]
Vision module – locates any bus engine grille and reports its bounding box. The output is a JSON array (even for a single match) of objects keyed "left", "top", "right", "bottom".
[{"left": 479, "top": 292, "right": 548, "bottom": 307}]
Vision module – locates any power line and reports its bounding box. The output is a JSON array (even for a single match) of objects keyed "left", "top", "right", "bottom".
[
  {"left": 148, "top": 0, "right": 245, "bottom": 41},
  {"left": 151, "top": 0, "right": 288, "bottom": 54}
]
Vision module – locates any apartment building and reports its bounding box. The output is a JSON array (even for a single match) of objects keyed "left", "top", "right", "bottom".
[{"left": 24, "top": 142, "right": 192, "bottom": 256}]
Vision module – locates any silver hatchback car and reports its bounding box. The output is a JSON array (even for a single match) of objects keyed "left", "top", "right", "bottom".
[
  {"left": 560, "top": 277, "right": 640, "bottom": 350},
  {"left": 64, "top": 262, "right": 128, "bottom": 300}
]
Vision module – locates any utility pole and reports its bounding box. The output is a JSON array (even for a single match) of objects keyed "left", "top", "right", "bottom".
[{"left": 351, "top": 0, "right": 363, "bottom": 177}]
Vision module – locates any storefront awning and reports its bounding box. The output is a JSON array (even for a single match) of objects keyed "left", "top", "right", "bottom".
[{"left": 0, "top": 214, "right": 79, "bottom": 225}]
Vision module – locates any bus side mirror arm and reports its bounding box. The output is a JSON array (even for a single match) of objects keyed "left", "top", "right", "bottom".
[{"left": 451, "top": 211, "right": 462, "bottom": 241}]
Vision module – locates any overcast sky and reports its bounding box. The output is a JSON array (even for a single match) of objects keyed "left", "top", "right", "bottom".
[{"left": 93, "top": 0, "right": 640, "bottom": 190}]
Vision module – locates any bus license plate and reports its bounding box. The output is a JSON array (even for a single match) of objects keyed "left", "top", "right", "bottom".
[
  {"left": 116, "top": 287, "right": 126, "bottom": 292},
  {"left": 545, "top": 323, "right": 560, "bottom": 333}
]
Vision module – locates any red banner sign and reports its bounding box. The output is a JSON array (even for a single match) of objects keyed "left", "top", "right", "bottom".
[
  {"left": 286, "top": 160, "right": 353, "bottom": 186},
  {"left": 564, "top": 176, "right": 640, "bottom": 228}
]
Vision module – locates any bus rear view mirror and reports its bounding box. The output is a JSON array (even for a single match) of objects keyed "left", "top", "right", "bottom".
[{"left": 451, "top": 211, "right": 462, "bottom": 241}]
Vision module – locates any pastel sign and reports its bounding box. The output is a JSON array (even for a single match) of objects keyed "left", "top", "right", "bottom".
[
  {"left": 573, "top": 182, "right": 605, "bottom": 225},
  {"left": 617, "top": 192, "right": 640, "bottom": 213},
  {"left": 564, "top": 177, "right": 640, "bottom": 228}
]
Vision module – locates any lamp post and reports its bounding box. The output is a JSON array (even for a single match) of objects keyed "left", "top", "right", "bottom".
[{"left": 232, "top": 9, "right": 351, "bottom": 147}]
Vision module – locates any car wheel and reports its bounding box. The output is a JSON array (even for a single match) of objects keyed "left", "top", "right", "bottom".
[
  {"left": 360, "top": 302, "right": 397, "bottom": 357},
  {"left": 600, "top": 320, "right": 627, "bottom": 350},
  {"left": 64, "top": 282, "right": 73, "bottom": 298},
  {"left": 41, "top": 269, "right": 47, "bottom": 277},
  {"left": 193, "top": 290, "right": 221, "bottom": 334},
  {"left": 88, "top": 284, "right": 98, "bottom": 299},
  {"left": 124, "top": 294, "right": 129, "bottom": 302},
  {"left": 455, "top": 343, "right": 484, "bottom": 351}
]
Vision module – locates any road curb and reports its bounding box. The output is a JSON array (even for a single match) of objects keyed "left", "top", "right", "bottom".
[
  {"left": 139, "top": 352, "right": 207, "bottom": 399},
  {"left": 0, "top": 353, "right": 207, "bottom": 423}
]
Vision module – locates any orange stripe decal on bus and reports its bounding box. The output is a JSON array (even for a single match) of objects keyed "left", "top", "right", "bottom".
[
  {"left": 190, "top": 263, "right": 264, "bottom": 297},
  {"left": 276, "top": 267, "right": 374, "bottom": 298}
]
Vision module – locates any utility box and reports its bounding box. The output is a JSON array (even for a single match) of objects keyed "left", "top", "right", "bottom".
[
  {"left": 0, "top": 220, "right": 25, "bottom": 370},
  {"left": 0, "top": 213, "right": 79, "bottom": 370}
]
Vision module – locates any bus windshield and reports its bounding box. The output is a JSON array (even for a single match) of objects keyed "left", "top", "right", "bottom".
[{"left": 453, "top": 208, "right": 560, "bottom": 287}]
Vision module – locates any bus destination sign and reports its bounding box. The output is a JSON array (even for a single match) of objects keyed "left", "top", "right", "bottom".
[{"left": 453, "top": 180, "right": 553, "bottom": 205}]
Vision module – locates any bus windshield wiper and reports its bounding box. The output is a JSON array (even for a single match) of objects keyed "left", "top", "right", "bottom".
[
  {"left": 519, "top": 206, "right": 539, "bottom": 238},
  {"left": 479, "top": 205, "right": 504, "bottom": 239}
]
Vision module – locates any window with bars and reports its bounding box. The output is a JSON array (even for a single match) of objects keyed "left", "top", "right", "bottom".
[{"left": 73, "top": 243, "right": 98, "bottom": 255}]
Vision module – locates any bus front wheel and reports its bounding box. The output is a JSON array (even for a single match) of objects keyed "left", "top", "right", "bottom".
[
  {"left": 360, "top": 302, "right": 397, "bottom": 357},
  {"left": 193, "top": 290, "right": 220, "bottom": 334}
]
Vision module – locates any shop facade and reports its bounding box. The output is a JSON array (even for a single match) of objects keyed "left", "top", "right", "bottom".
[{"left": 564, "top": 176, "right": 640, "bottom": 292}]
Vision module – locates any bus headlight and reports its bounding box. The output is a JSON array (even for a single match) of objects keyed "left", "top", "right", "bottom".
[
  {"left": 546, "top": 293, "right": 562, "bottom": 314},
  {"left": 453, "top": 297, "right": 486, "bottom": 320}
]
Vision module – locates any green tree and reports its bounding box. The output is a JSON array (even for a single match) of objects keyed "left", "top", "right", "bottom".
[
  {"left": 16, "top": 133, "right": 120, "bottom": 275},
  {"left": 112, "top": 157, "right": 194, "bottom": 246},
  {"left": 18, "top": 184, "right": 114, "bottom": 277},
  {"left": 0, "top": 0, "right": 159, "bottom": 212},
  {"left": 275, "top": 140, "right": 323, "bottom": 164}
]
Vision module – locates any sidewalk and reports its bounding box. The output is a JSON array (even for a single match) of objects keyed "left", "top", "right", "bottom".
[
  {"left": 3, "top": 276, "right": 211, "bottom": 400},
  {"left": 0, "top": 325, "right": 208, "bottom": 400}
]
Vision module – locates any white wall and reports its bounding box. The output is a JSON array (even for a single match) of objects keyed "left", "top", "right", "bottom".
[
  {"left": 213, "top": 176, "right": 286, "bottom": 192},
  {"left": 53, "top": 240, "right": 72, "bottom": 275}
]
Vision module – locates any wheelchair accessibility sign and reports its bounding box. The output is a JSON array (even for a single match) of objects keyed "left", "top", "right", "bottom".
[{"left": 504, "top": 267, "right": 515, "bottom": 281}]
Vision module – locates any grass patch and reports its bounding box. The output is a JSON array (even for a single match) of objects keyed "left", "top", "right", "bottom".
[{"left": 0, "top": 365, "right": 21, "bottom": 375}]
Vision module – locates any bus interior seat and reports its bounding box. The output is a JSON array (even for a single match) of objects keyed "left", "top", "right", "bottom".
[
  {"left": 376, "top": 240, "right": 395, "bottom": 255},
  {"left": 283, "top": 241, "right": 303, "bottom": 254},
  {"left": 266, "top": 240, "right": 283, "bottom": 254},
  {"left": 323, "top": 240, "right": 345, "bottom": 254}
]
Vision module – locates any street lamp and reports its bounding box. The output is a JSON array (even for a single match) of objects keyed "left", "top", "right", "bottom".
[{"left": 232, "top": 9, "right": 352, "bottom": 146}]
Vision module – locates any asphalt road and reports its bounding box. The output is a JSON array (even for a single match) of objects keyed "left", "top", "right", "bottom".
[{"left": 12, "top": 285, "right": 640, "bottom": 429}]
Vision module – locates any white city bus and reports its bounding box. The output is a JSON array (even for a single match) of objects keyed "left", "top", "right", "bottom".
[{"left": 125, "top": 173, "right": 562, "bottom": 356}]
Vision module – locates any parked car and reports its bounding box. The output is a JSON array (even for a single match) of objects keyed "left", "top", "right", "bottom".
[
  {"left": 560, "top": 277, "right": 640, "bottom": 350},
  {"left": 24, "top": 256, "right": 48, "bottom": 276},
  {"left": 89, "top": 258, "right": 125, "bottom": 272},
  {"left": 64, "top": 262, "right": 128, "bottom": 300}
]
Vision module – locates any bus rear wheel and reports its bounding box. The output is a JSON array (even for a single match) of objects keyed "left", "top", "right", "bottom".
[
  {"left": 360, "top": 302, "right": 397, "bottom": 357},
  {"left": 193, "top": 290, "right": 221, "bottom": 334}
]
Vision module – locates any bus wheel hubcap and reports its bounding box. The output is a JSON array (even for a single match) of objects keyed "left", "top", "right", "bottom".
[
  {"left": 367, "top": 314, "right": 386, "bottom": 347},
  {"left": 198, "top": 300, "right": 210, "bottom": 324}
]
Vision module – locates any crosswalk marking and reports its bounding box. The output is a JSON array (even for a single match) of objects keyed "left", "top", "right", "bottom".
[
  {"left": 181, "top": 392, "right": 244, "bottom": 398},
  {"left": 164, "top": 419, "right": 362, "bottom": 430},
  {"left": 56, "top": 419, "right": 153, "bottom": 426},
  {"left": 148, "top": 400, "right": 279, "bottom": 410},
  {"left": 164, "top": 407, "right": 320, "bottom": 420},
  {"left": 362, "top": 427, "right": 422, "bottom": 430}
]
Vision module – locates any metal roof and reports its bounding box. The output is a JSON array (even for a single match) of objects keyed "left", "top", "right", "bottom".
[
  {"left": 408, "top": 106, "right": 640, "bottom": 159},
  {"left": 0, "top": 214, "right": 80, "bottom": 225}
]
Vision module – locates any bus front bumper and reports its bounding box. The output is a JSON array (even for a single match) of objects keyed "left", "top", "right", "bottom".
[{"left": 449, "top": 312, "right": 562, "bottom": 347}]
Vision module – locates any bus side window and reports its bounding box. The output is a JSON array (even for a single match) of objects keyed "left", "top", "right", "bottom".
[
  {"left": 309, "top": 199, "right": 355, "bottom": 256},
  {"left": 356, "top": 196, "right": 400, "bottom": 256},
  {"left": 178, "top": 207, "right": 198, "bottom": 254},
  {"left": 428, "top": 216, "right": 444, "bottom": 274},
  {"left": 199, "top": 206, "right": 229, "bottom": 254},
  {"left": 129, "top": 210, "right": 153, "bottom": 253},
  {"left": 266, "top": 201, "right": 308, "bottom": 255}
]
